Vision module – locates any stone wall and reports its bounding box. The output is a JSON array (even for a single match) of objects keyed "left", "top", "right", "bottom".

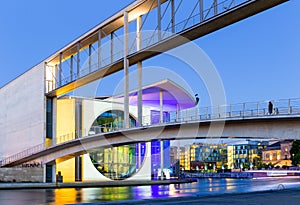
[{"left": 0, "top": 168, "right": 43, "bottom": 182}]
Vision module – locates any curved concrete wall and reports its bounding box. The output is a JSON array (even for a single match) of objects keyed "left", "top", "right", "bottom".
[{"left": 81, "top": 99, "right": 152, "bottom": 181}]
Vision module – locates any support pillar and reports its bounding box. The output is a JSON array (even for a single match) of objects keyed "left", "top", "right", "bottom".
[
  {"left": 160, "top": 140, "right": 164, "bottom": 180},
  {"left": 75, "top": 156, "right": 82, "bottom": 182},
  {"left": 124, "top": 11, "right": 130, "bottom": 129},
  {"left": 111, "top": 32, "right": 114, "bottom": 64},
  {"left": 75, "top": 98, "right": 83, "bottom": 181},
  {"left": 171, "top": 0, "right": 175, "bottom": 33},
  {"left": 98, "top": 29, "right": 102, "bottom": 69},
  {"left": 77, "top": 42, "right": 81, "bottom": 78},
  {"left": 55, "top": 64, "right": 58, "bottom": 89},
  {"left": 160, "top": 89, "right": 163, "bottom": 123},
  {"left": 138, "top": 143, "right": 142, "bottom": 169},
  {"left": 59, "top": 52, "right": 63, "bottom": 86},
  {"left": 199, "top": 0, "right": 204, "bottom": 22},
  {"left": 137, "top": 15, "right": 143, "bottom": 126},
  {"left": 157, "top": 0, "right": 162, "bottom": 40},
  {"left": 89, "top": 44, "right": 92, "bottom": 72},
  {"left": 70, "top": 55, "right": 74, "bottom": 81},
  {"left": 214, "top": 0, "right": 218, "bottom": 15},
  {"left": 75, "top": 98, "right": 82, "bottom": 138}
]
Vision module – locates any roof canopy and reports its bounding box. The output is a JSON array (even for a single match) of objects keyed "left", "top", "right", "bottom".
[{"left": 110, "top": 79, "right": 196, "bottom": 111}]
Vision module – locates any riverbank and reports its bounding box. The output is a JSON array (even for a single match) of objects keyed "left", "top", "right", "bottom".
[
  {"left": 185, "top": 170, "right": 300, "bottom": 179},
  {"left": 86, "top": 188, "right": 300, "bottom": 205},
  {"left": 0, "top": 179, "right": 196, "bottom": 190}
]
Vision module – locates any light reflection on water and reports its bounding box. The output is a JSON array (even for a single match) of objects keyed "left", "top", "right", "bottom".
[{"left": 0, "top": 178, "right": 300, "bottom": 205}]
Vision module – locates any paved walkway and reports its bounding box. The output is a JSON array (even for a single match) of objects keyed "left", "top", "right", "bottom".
[
  {"left": 0, "top": 179, "right": 194, "bottom": 190},
  {"left": 86, "top": 188, "right": 300, "bottom": 205}
]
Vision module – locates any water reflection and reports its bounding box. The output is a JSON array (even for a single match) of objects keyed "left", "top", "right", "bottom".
[{"left": 0, "top": 178, "right": 300, "bottom": 205}]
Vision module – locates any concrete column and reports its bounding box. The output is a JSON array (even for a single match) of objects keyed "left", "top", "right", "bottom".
[
  {"left": 199, "top": 0, "right": 204, "bottom": 22},
  {"left": 75, "top": 98, "right": 83, "bottom": 181},
  {"left": 43, "top": 164, "right": 46, "bottom": 183},
  {"left": 124, "top": 11, "right": 130, "bottom": 129},
  {"left": 59, "top": 52, "right": 63, "bottom": 86},
  {"left": 137, "top": 16, "right": 143, "bottom": 126},
  {"left": 75, "top": 156, "right": 82, "bottom": 181},
  {"left": 160, "top": 140, "right": 164, "bottom": 180},
  {"left": 98, "top": 29, "right": 102, "bottom": 68},
  {"left": 52, "top": 163, "right": 57, "bottom": 183},
  {"left": 77, "top": 42, "right": 81, "bottom": 78},
  {"left": 52, "top": 97, "right": 57, "bottom": 146},
  {"left": 157, "top": 0, "right": 162, "bottom": 40},
  {"left": 70, "top": 55, "right": 74, "bottom": 81},
  {"left": 75, "top": 98, "right": 82, "bottom": 138},
  {"left": 171, "top": 0, "right": 175, "bottom": 33},
  {"left": 138, "top": 143, "right": 142, "bottom": 169},
  {"left": 160, "top": 89, "right": 164, "bottom": 123}
]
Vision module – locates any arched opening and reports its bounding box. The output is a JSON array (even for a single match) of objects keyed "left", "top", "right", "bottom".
[{"left": 88, "top": 110, "right": 146, "bottom": 180}]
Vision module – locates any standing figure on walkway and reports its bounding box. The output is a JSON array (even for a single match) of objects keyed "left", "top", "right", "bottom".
[
  {"left": 195, "top": 94, "right": 199, "bottom": 106},
  {"left": 268, "top": 101, "right": 273, "bottom": 114}
]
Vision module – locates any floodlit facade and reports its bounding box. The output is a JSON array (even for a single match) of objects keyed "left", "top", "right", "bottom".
[
  {"left": 0, "top": 73, "right": 196, "bottom": 182},
  {"left": 262, "top": 140, "right": 292, "bottom": 167}
]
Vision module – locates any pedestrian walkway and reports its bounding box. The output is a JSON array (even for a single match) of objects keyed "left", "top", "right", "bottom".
[{"left": 0, "top": 179, "right": 195, "bottom": 190}]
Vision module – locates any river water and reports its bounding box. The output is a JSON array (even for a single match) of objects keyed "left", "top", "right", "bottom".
[{"left": 1, "top": 177, "right": 300, "bottom": 205}]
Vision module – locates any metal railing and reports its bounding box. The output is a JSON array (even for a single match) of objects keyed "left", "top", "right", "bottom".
[
  {"left": 0, "top": 143, "right": 44, "bottom": 167},
  {"left": 52, "top": 0, "right": 251, "bottom": 91},
  {"left": 1, "top": 97, "right": 300, "bottom": 167}
]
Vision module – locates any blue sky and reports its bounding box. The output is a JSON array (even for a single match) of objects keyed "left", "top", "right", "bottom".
[{"left": 0, "top": 0, "right": 299, "bottom": 105}]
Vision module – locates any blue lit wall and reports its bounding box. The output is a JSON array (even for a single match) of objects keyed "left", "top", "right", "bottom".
[{"left": 151, "top": 140, "right": 171, "bottom": 176}]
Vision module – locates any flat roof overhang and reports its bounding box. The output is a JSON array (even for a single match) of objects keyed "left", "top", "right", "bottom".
[{"left": 109, "top": 79, "right": 196, "bottom": 111}]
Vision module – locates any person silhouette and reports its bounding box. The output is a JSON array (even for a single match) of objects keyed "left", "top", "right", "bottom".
[
  {"left": 195, "top": 94, "right": 199, "bottom": 105},
  {"left": 268, "top": 101, "right": 273, "bottom": 114}
]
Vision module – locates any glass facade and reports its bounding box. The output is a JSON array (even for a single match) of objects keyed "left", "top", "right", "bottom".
[
  {"left": 89, "top": 144, "right": 140, "bottom": 180},
  {"left": 88, "top": 110, "right": 141, "bottom": 180},
  {"left": 89, "top": 110, "right": 136, "bottom": 134}
]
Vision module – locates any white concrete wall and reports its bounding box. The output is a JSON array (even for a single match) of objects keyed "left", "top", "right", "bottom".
[{"left": 0, "top": 63, "right": 45, "bottom": 159}]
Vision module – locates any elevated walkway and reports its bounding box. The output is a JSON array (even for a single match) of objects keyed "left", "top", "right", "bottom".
[{"left": 1, "top": 97, "right": 300, "bottom": 167}]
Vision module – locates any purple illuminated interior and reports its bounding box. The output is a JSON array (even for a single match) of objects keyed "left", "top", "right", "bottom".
[{"left": 111, "top": 79, "right": 196, "bottom": 111}]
